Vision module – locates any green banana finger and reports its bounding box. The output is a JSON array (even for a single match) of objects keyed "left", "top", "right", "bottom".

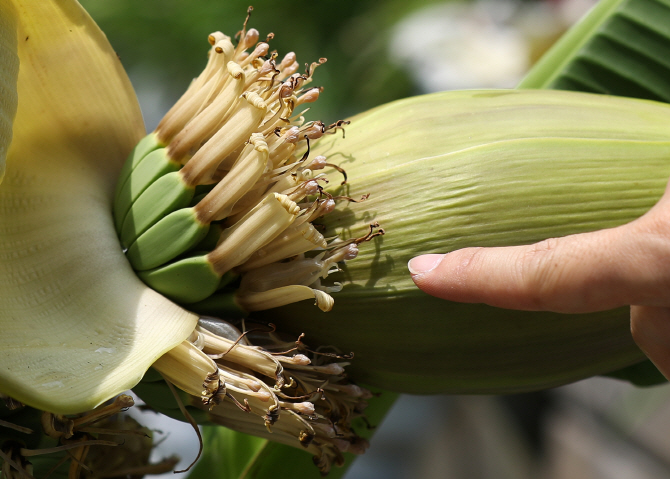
[
  {"left": 137, "top": 254, "right": 220, "bottom": 303},
  {"left": 126, "top": 207, "right": 209, "bottom": 270},
  {"left": 113, "top": 133, "right": 163, "bottom": 206},
  {"left": 120, "top": 171, "right": 195, "bottom": 248},
  {"left": 113, "top": 147, "right": 181, "bottom": 232}
]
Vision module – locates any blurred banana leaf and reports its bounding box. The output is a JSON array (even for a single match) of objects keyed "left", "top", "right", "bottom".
[{"left": 520, "top": 0, "right": 670, "bottom": 102}]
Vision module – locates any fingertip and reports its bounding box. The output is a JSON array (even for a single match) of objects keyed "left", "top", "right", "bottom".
[{"left": 408, "top": 254, "right": 445, "bottom": 277}]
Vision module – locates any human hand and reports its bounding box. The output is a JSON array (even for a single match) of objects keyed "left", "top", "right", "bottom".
[{"left": 408, "top": 180, "right": 670, "bottom": 380}]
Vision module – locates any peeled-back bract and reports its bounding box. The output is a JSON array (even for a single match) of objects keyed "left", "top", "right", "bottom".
[
  {"left": 260, "top": 89, "right": 670, "bottom": 394},
  {"left": 0, "top": 0, "right": 197, "bottom": 414}
]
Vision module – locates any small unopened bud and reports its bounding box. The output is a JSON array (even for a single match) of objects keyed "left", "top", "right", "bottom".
[
  {"left": 311, "top": 198, "right": 336, "bottom": 220},
  {"left": 297, "top": 88, "right": 321, "bottom": 105},
  {"left": 308, "top": 155, "right": 327, "bottom": 170},
  {"left": 320, "top": 363, "right": 345, "bottom": 375},
  {"left": 335, "top": 384, "right": 366, "bottom": 397},
  {"left": 290, "top": 354, "right": 311, "bottom": 365},
  {"left": 250, "top": 42, "right": 269, "bottom": 60},
  {"left": 241, "top": 28, "right": 259, "bottom": 50},
  {"left": 282, "top": 61, "right": 299, "bottom": 77},
  {"left": 258, "top": 59, "right": 275, "bottom": 76},
  {"left": 279, "top": 82, "right": 295, "bottom": 99},
  {"left": 282, "top": 126, "right": 301, "bottom": 144},
  {"left": 293, "top": 401, "right": 315, "bottom": 415},
  {"left": 323, "top": 242, "right": 359, "bottom": 265},
  {"left": 279, "top": 51, "right": 296, "bottom": 69},
  {"left": 300, "top": 180, "right": 320, "bottom": 196}
]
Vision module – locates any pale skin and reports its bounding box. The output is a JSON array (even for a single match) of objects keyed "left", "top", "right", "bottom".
[{"left": 408, "top": 180, "right": 670, "bottom": 380}]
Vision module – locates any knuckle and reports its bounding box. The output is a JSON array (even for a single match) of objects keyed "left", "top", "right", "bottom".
[
  {"left": 517, "top": 238, "right": 563, "bottom": 309},
  {"left": 457, "top": 247, "right": 486, "bottom": 278}
]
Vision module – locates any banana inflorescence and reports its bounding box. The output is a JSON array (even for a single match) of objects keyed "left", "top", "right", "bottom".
[{"left": 112, "top": 12, "right": 383, "bottom": 475}]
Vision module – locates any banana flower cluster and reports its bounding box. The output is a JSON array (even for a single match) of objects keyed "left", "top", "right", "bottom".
[
  {"left": 2, "top": 0, "right": 670, "bottom": 477},
  {"left": 0, "top": 1, "right": 373, "bottom": 476}
]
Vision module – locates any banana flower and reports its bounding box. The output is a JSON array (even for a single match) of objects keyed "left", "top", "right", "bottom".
[
  {"left": 2, "top": 0, "right": 669, "bottom": 476},
  {"left": 0, "top": 1, "right": 376, "bottom": 476},
  {"left": 3, "top": 0, "right": 668, "bottom": 415}
]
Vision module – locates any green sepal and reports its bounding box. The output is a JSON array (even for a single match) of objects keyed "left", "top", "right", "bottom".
[
  {"left": 137, "top": 254, "right": 220, "bottom": 304},
  {"left": 126, "top": 207, "right": 209, "bottom": 270},
  {"left": 186, "top": 289, "right": 246, "bottom": 317},
  {"left": 114, "top": 147, "right": 181, "bottom": 233},
  {"left": 113, "top": 133, "right": 163, "bottom": 205},
  {"left": 120, "top": 171, "right": 195, "bottom": 248}
]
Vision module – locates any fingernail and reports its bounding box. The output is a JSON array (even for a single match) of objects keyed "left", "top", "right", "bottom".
[{"left": 408, "top": 254, "right": 444, "bottom": 275}]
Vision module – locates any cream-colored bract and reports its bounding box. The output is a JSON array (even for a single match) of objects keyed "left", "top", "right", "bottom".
[
  {"left": 0, "top": 0, "right": 18, "bottom": 184},
  {"left": 0, "top": 0, "right": 197, "bottom": 414}
]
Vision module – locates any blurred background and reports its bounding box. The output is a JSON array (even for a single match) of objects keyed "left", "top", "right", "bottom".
[{"left": 78, "top": 0, "right": 670, "bottom": 477}]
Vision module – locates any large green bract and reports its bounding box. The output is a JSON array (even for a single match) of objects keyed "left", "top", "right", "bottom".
[{"left": 258, "top": 89, "right": 670, "bottom": 393}]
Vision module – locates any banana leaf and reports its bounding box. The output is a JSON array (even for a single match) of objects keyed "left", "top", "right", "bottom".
[{"left": 520, "top": 0, "right": 670, "bottom": 102}]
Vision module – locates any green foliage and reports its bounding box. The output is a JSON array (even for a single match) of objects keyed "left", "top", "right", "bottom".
[{"left": 521, "top": 0, "right": 670, "bottom": 103}]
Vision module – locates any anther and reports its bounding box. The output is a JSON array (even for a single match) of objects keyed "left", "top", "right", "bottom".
[{"left": 209, "top": 31, "right": 225, "bottom": 46}]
